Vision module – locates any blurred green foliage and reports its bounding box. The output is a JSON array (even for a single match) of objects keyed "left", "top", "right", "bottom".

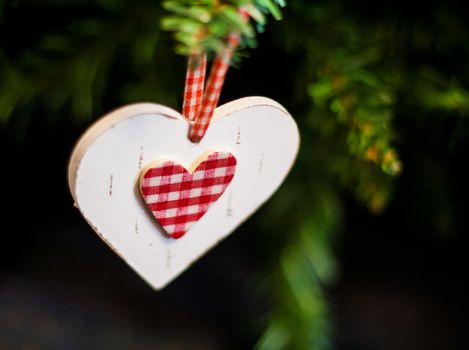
[
  {"left": 1, "top": 0, "right": 468, "bottom": 349},
  {"left": 162, "top": 0, "right": 285, "bottom": 56}
]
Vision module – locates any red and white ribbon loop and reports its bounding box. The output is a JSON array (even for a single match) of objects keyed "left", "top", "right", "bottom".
[
  {"left": 183, "top": 54, "right": 207, "bottom": 121},
  {"left": 182, "top": 10, "right": 249, "bottom": 143},
  {"left": 188, "top": 34, "right": 240, "bottom": 143}
]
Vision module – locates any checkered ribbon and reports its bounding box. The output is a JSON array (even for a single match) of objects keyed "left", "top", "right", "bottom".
[
  {"left": 140, "top": 151, "right": 237, "bottom": 239},
  {"left": 188, "top": 34, "right": 241, "bottom": 142},
  {"left": 182, "top": 54, "right": 207, "bottom": 121},
  {"left": 184, "top": 10, "right": 249, "bottom": 143}
]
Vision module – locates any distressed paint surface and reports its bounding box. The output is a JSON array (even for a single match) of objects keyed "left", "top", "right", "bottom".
[{"left": 68, "top": 97, "right": 300, "bottom": 289}]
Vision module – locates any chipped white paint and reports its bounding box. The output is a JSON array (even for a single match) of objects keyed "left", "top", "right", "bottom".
[{"left": 68, "top": 97, "right": 300, "bottom": 289}]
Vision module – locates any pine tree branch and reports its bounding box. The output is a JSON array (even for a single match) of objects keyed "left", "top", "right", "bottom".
[{"left": 161, "top": 0, "right": 286, "bottom": 57}]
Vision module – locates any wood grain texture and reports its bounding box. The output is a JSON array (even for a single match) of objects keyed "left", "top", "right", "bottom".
[{"left": 68, "top": 97, "right": 300, "bottom": 289}]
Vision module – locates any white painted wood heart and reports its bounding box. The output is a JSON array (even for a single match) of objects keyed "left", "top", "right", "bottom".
[{"left": 68, "top": 96, "right": 299, "bottom": 289}]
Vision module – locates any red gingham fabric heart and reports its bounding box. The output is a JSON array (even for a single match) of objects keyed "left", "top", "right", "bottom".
[{"left": 140, "top": 151, "right": 237, "bottom": 239}]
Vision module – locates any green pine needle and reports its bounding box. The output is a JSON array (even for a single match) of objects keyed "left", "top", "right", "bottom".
[{"left": 161, "top": 0, "right": 286, "bottom": 57}]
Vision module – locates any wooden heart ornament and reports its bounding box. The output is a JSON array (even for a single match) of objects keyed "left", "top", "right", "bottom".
[
  {"left": 140, "top": 151, "right": 237, "bottom": 239},
  {"left": 68, "top": 97, "right": 299, "bottom": 289}
]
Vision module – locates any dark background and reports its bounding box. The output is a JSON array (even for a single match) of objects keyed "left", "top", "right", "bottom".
[{"left": 1, "top": 0, "right": 468, "bottom": 349}]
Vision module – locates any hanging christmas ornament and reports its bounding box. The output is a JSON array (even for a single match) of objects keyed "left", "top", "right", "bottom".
[{"left": 68, "top": 1, "right": 299, "bottom": 289}]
